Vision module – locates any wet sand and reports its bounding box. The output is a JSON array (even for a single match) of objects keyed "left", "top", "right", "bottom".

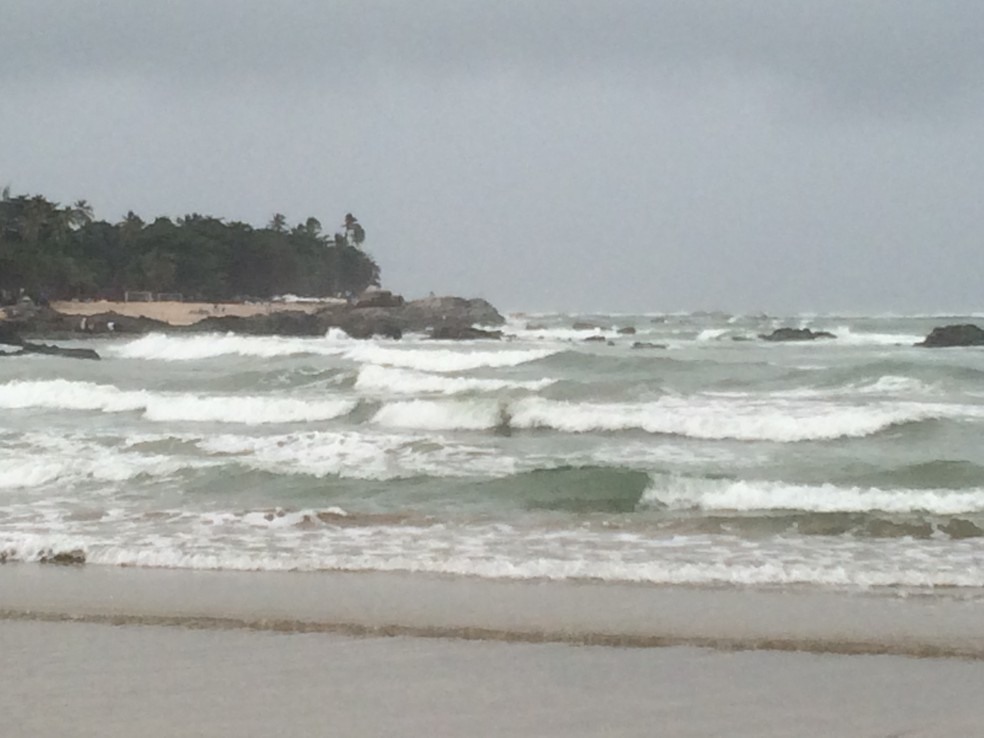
[
  {"left": 2, "top": 566, "right": 984, "bottom": 657},
  {"left": 4, "top": 619, "right": 984, "bottom": 737},
  {"left": 48, "top": 298, "right": 345, "bottom": 326},
  {"left": 3, "top": 567, "right": 984, "bottom": 735}
]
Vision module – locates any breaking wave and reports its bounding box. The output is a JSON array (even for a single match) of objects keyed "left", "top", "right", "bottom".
[{"left": 0, "top": 380, "right": 356, "bottom": 424}]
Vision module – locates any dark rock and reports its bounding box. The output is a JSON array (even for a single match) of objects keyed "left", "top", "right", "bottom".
[
  {"left": 864, "top": 519, "right": 934, "bottom": 539},
  {"left": 572, "top": 321, "right": 603, "bottom": 331},
  {"left": 759, "top": 328, "right": 836, "bottom": 342},
  {"left": 525, "top": 323, "right": 548, "bottom": 331},
  {"left": 583, "top": 335, "right": 607, "bottom": 342},
  {"left": 617, "top": 326, "right": 636, "bottom": 335},
  {"left": 917, "top": 324, "right": 984, "bottom": 348},
  {"left": 0, "top": 323, "right": 24, "bottom": 346},
  {"left": 20, "top": 342, "right": 100, "bottom": 360},
  {"left": 78, "top": 311, "right": 169, "bottom": 334},
  {"left": 631, "top": 342, "right": 667, "bottom": 349},
  {"left": 353, "top": 290, "right": 405, "bottom": 309},
  {"left": 39, "top": 548, "right": 86, "bottom": 565},
  {"left": 332, "top": 308, "right": 404, "bottom": 339},
  {"left": 429, "top": 324, "right": 502, "bottom": 340},
  {"left": 938, "top": 518, "right": 984, "bottom": 539},
  {"left": 188, "top": 311, "right": 324, "bottom": 336},
  {"left": 0, "top": 322, "right": 100, "bottom": 359},
  {"left": 398, "top": 296, "right": 504, "bottom": 331}
]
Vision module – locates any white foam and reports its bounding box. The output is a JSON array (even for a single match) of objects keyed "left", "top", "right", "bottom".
[
  {"left": 508, "top": 396, "right": 977, "bottom": 442},
  {"left": 342, "top": 344, "right": 556, "bottom": 373},
  {"left": 5, "top": 525, "right": 983, "bottom": 590},
  {"left": 696, "top": 328, "right": 730, "bottom": 342},
  {"left": 366, "top": 394, "right": 975, "bottom": 441},
  {"left": 822, "top": 325, "right": 925, "bottom": 347},
  {"left": 643, "top": 475, "right": 984, "bottom": 515},
  {"left": 0, "top": 434, "right": 219, "bottom": 490},
  {"left": 0, "top": 379, "right": 356, "bottom": 424},
  {"left": 111, "top": 332, "right": 350, "bottom": 361},
  {"left": 0, "top": 379, "right": 148, "bottom": 412},
  {"left": 354, "top": 364, "right": 553, "bottom": 396},
  {"left": 199, "top": 430, "right": 515, "bottom": 479},
  {"left": 144, "top": 395, "right": 357, "bottom": 424}
]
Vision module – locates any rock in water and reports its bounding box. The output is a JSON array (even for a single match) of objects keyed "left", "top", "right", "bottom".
[
  {"left": 916, "top": 324, "right": 984, "bottom": 347},
  {"left": 759, "top": 328, "right": 836, "bottom": 342}
]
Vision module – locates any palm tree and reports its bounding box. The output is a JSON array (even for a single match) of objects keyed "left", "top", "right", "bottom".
[{"left": 66, "top": 199, "right": 94, "bottom": 229}]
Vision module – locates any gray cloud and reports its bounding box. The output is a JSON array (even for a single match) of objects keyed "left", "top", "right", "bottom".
[{"left": 3, "top": 1, "right": 984, "bottom": 312}]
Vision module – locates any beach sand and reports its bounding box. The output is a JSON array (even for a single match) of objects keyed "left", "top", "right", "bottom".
[
  {"left": 3, "top": 620, "right": 983, "bottom": 738},
  {"left": 3, "top": 567, "right": 984, "bottom": 736},
  {"left": 47, "top": 298, "right": 346, "bottom": 326}
]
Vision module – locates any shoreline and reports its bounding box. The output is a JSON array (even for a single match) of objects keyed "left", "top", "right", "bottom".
[{"left": 2, "top": 564, "right": 983, "bottom": 659}]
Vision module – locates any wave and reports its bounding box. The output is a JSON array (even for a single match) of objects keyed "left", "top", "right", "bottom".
[
  {"left": 0, "top": 380, "right": 356, "bottom": 424},
  {"left": 354, "top": 364, "right": 554, "bottom": 396},
  {"left": 642, "top": 474, "right": 984, "bottom": 515},
  {"left": 111, "top": 331, "right": 353, "bottom": 361},
  {"left": 5, "top": 525, "right": 984, "bottom": 590},
  {"left": 366, "top": 394, "right": 983, "bottom": 441},
  {"left": 0, "top": 433, "right": 219, "bottom": 490},
  {"left": 823, "top": 326, "right": 926, "bottom": 347},
  {"left": 476, "top": 465, "right": 652, "bottom": 513},
  {"left": 198, "top": 430, "right": 516, "bottom": 480},
  {"left": 341, "top": 344, "right": 558, "bottom": 373},
  {"left": 511, "top": 397, "right": 979, "bottom": 442}
]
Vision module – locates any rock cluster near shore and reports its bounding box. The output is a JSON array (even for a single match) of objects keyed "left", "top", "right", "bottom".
[{"left": 0, "top": 292, "right": 505, "bottom": 358}]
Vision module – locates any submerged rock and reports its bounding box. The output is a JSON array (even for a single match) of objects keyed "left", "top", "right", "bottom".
[
  {"left": 429, "top": 324, "right": 502, "bottom": 340},
  {"left": 916, "top": 324, "right": 984, "bottom": 348},
  {"left": 38, "top": 548, "right": 87, "bottom": 565},
  {"left": 938, "top": 518, "right": 984, "bottom": 539},
  {"left": 759, "top": 328, "right": 836, "bottom": 342}
]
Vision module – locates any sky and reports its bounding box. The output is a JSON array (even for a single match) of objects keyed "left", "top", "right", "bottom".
[{"left": 3, "top": 1, "right": 984, "bottom": 314}]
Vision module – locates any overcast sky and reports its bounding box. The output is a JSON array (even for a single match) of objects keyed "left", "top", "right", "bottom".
[{"left": 3, "top": 1, "right": 983, "bottom": 313}]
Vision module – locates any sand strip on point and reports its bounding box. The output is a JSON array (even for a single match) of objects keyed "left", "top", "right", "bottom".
[{"left": 47, "top": 298, "right": 347, "bottom": 326}]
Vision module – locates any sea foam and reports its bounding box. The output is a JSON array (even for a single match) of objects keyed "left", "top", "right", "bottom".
[
  {"left": 642, "top": 475, "right": 984, "bottom": 515},
  {"left": 111, "top": 332, "right": 351, "bottom": 360},
  {"left": 354, "top": 364, "right": 553, "bottom": 396},
  {"left": 342, "top": 345, "right": 557, "bottom": 373},
  {"left": 0, "top": 379, "right": 356, "bottom": 424}
]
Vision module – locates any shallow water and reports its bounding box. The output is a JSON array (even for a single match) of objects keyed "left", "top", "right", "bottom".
[{"left": 2, "top": 312, "right": 984, "bottom": 595}]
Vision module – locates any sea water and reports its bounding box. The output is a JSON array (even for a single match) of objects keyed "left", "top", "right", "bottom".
[{"left": 2, "top": 312, "right": 984, "bottom": 596}]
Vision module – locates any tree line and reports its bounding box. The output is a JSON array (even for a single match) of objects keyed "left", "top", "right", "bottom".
[{"left": 0, "top": 188, "right": 380, "bottom": 302}]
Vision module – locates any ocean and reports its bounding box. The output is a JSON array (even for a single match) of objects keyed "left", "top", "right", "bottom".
[{"left": 2, "top": 310, "right": 984, "bottom": 597}]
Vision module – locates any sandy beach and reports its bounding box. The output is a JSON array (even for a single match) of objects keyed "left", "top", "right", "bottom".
[
  {"left": 47, "top": 298, "right": 346, "bottom": 326},
  {"left": 4, "top": 567, "right": 984, "bottom": 737}
]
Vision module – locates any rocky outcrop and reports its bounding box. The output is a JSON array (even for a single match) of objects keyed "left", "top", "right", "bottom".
[
  {"left": 0, "top": 322, "right": 100, "bottom": 359},
  {"left": 759, "top": 328, "right": 836, "bottom": 342},
  {"left": 916, "top": 324, "right": 984, "bottom": 348},
  {"left": 352, "top": 290, "right": 404, "bottom": 309},
  {"left": 429, "top": 324, "right": 502, "bottom": 340},
  {"left": 76, "top": 311, "right": 170, "bottom": 334},
  {"left": 16, "top": 342, "right": 100, "bottom": 360},
  {"left": 330, "top": 308, "right": 404, "bottom": 340},
  {"left": 38, "top": 548, "right": 87, "bottom": 565},
  {"left": 183, "top": 295, "right": 503, "bottom": 340},
  {"left": 187, "top": 310, "right": 325, "bottom": 337},
  {"left": 396, "top": 296, "right": 504, "bottom": 331},
  {"left": 2, "top": 293, "right": 504, "bottom": 343}
]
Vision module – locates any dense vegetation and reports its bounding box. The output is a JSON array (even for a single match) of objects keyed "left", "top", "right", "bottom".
[{"left": 0, "top": 188, "right": 380, "bottom": 302}]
